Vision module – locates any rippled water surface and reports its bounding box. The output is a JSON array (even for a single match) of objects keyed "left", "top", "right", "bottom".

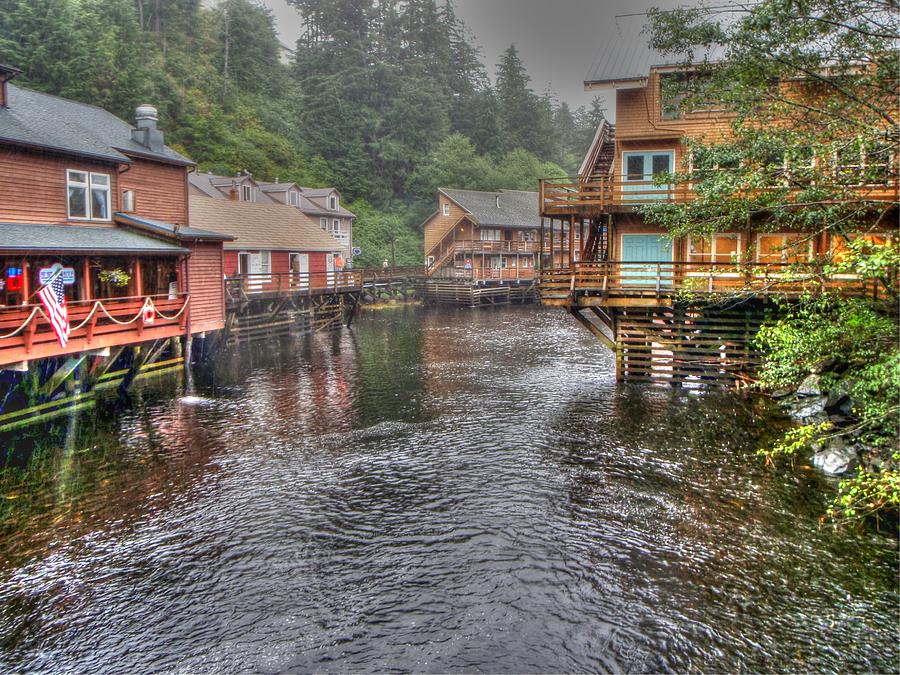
[{"left": 0, "top": 306, "right": 897, "bottom": 673}]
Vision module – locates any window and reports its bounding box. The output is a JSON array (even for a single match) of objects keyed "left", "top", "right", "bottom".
[
  {"left": 480, "top": 228, "right": 501, "bottom": 241},
  {"left": 687, "top": 234, "right": 740, "bottom": 264},
  {"left": 289, "top": 191, "right": 300, "bottom": 207},
  {"left": 756, "top": 233, "right": 811, "bottom": 264},
  {"left": 332, "top": 219, "right": 341, "bottom": 234},
  {"left": 241, "top": 184, "right": 253, "bottom": 201},
  {"left": 122, "top": 190, "right": 136, "bottom": 213},
  {"left": 830, "top": 233, "right": 891, "bottom": 262},
  {"left": 329, "top": 195, "right": 338, "bottom": 210},
  {"left": 260, "top": 250, "right": 272, "bottom": 279},
  {"left": 442, "top": 202, "right": 450, "bottom": 216},
  {"left": 67, "top": 170, "right": 110, "bottom": 220},
  {"left": 320, "top": 217, "right": 327, "bottom": 230},
  {"left": 622, "top": 151, "right": 674, "bottom": 201},
  {"left": 520, "top": 230, "right": 536, "bottom": 242},
  {"left": 660, "top": 72, "right": 719, "bottom": 120}
]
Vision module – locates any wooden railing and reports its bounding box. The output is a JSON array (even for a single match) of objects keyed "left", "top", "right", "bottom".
[
  {"left": 540, "top": 176, "right": 694, "bottom": 215},
  {"left": 431, "top": 266, "right": 536, "bottom": 281},
  {"left": 540, "top": 172, "right": 900, "bottom": 217},
  {"left": 539, "top": 261, "right": 896, "bottom": 302},
  {"left": 225, "top": 271, "right": 363, "bottom": 301},
  {"left": 0, "top": 294, "right": 190, "bottom": 366}
]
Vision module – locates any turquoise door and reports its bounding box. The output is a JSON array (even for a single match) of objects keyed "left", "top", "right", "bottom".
[
  {"left": 621, "top": 234, "right": 673, "bottom": 286},
  {"left": 622, "top": 151, "right": 674, "bottom": 201}
]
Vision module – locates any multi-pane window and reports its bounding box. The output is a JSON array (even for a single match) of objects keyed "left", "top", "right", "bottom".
[
  {"left": 332, "top": 219, "right": 341, "bottom": 234},
  {"left": 756, "top": 233, "right": 811, "bottom": 264},
  {"left": 289, "top": 191, "right": 300, "bottom": 207},
  {"left": 480, "top": 228, "right": 501, "bottom": 241},
  {"left": 687, "top": 234, "right": 740, "bottom": 264},
  {"left": 67, "top": 170, "right": 110, "bottom": 220},
  {"left": 830, "top": 233, "right": 891, "bottom": 262},
  {"left": 241, "top": 184, "right": 253, "bottom": 201}
]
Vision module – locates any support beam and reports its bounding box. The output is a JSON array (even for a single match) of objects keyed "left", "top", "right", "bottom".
[{"left": 569, "top": 307, "right": 616, "bottom": 352}]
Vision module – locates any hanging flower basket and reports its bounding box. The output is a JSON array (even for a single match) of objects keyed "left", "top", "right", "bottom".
[{"left": 98, "top": 268, "right": 131, "bottom": 288}]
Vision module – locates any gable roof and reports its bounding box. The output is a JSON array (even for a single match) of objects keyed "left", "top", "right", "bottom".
[
  {"left": 585, "top": 14, "right": 721, "bottom": 88},
  {"left": 440, "top": 188, "right": 540, "bottom": 229},
  {"left": 188, "top": 172, "right": 278, "bottom": 203},
  {"left": 188, "top": 196, "right": 343, "bottom": 252},
  {"left": 0, "top": 84, "right": 192, "bottom": 165}
]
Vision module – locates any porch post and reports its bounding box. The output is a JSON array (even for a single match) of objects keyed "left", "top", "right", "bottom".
[
  {"left": 81, "top": 258, "right": 91, "bottom": 301},
  {"left": 548, "top": 218, "right": 554, "bottom": 270},
  {"left": 21, "top": 260, "right": 30, "bottom": 305},
  {"left": 133, "top": 258, "right": 143, "bottom": 297},
  {"left": 569, "top": 215, "right": 575, "bottom": 268}
]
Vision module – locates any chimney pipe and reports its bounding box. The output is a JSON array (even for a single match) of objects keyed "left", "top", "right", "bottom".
[
  {"left": 131, "top": 104, "right": 165, "bottom": 152},
  {"left": 0, "top": 64, "right": 23, "bottom": 108},
  {"left": 496, "top": 195, "right": 500, "bottom": 209}
]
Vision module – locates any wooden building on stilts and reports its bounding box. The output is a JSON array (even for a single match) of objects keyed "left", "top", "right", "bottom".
[{"left": 538, "top": 29, "right": 898, "bottom": 386}]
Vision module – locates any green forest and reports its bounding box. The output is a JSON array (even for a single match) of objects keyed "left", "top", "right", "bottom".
[{"left": 0, "top": 0, "right": 603, "bottom": 266}]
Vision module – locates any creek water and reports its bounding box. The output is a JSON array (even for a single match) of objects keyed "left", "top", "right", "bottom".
[{"left": 0, "top": 306, "right": 896, "bottom": 673}]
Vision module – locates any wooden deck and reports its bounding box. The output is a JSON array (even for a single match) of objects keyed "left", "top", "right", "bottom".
[
  {"left": 539, "top": 261, "right": 895, "bottom": 307},
  {"left": 0, "top": 294, "right": 189, "bottom": 367}
]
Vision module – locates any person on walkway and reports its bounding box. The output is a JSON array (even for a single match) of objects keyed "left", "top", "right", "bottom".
[{"left": 382, "top": 258, "right": 390, "bottom": 270}]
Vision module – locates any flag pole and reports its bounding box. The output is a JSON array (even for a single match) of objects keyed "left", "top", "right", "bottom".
[{"left": 25, "top": 264, "right": 65, "bottom": 304}]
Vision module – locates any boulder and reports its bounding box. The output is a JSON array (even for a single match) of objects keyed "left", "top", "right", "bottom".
[
  {"left": 825, "top": 378, "right": 855, "bottom": 417},
  {"left": 788, "top": 395, "right": 828, "bottom": 422},
  {"left": 811, "top": 437, "right": 859, "bottom": 476},
  {"left": 797, "top": 373, "right": 823, "bottom": 397}
]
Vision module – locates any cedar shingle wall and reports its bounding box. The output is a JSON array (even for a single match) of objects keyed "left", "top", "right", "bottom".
[{"left": 187, "top": 241, "right": 225, "bottom": 333}]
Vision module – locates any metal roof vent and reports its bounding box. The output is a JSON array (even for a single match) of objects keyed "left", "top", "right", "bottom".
[
  {"left": 496, "top": 195, "right": 500, "bottom": 209},
  {"left": 131, "top": 104, "right": 165, "bottom": 153}
]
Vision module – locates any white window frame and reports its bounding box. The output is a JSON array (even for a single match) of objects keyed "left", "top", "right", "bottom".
[
  {"left": 332, "top": 218, "right": 341, "bottom": 234},
  {"left": 480, "top": 228, "right": 501, "bottom": 241},
  {"left": 259, "top": 250, "right": 272, "bottom": 281},
  {"left": 329, "top": 194, "right": 338, "bottom": 210},
  {"left": 241, "top": 184, "right": 253, "bottom": 202},
  {"left": 289, "top": 191, "right": 300, "bottom": 207},
  {"left": 755, "top": 233, "right": 814, "bottom": 264},
  {"left": 67, "top": 169, "right": 111, "bottom": 221},
  {"left": 686, "top": 233, "right": 741, "bottom": 264},
  {"left": 442, "top": 202, "right": 450, "bottom": 216},
  {"left": 320, "top": 217, "right": 327, "bottom": 230}
]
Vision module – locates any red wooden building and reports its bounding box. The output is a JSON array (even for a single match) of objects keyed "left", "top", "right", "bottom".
[
  {"left": 188, "top": 195, "right": 346, "bottom": 294},
  {"left": 0, "top": 65, "right": 230, "bottom": 369}
]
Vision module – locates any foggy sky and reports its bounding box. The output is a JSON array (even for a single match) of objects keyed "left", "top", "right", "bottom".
[{"left": 259, "top": 0, "right": 684, "bottom": 115}]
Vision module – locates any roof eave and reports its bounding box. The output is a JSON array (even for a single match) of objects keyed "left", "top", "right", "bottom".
[
  {"left": 584, "top": 77, "right": 647, "bottom": 91},
  {"left": 0, "top": 136, "right": 131, "bottom": 165}
]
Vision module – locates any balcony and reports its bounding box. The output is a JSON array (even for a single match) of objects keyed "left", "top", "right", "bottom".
[
  {"left": 539, "top": 261, "right": 896, "bottom": 307},
  {"left": 0, "top": 294, "right": 190, "bottom": 367},
  {"left": 540, "top": 172, "right": 900, "bottom": 218}
]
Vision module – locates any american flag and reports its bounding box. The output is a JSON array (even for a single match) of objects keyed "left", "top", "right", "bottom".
[{"left": 38, "top": 269, "right": 69, "bottom": 348}]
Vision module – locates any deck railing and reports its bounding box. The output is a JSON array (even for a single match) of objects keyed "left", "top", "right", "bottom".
[
  {"left": 540, "top": 173, "right": 900, "bottom": 217},
  {"left": 0, "top": 293, "right": 190, "bottom": 366},
  {"left": 431, "top": 267, "right": 536, "bottom": 281},
  {"left": 539, "top": 261, "right": 896, "bottom": 301},
  {"left": 225, "top": 271, "right": 363, "bottom": 301}
]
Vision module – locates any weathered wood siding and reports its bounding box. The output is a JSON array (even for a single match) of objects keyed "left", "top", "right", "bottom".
[
  {"left": 119, "top": 157, "right": 189, "bottom": 224},
  {"left": 187, "top": 241, "right": 225, "bottom": 333},
  {"left": 0, "top": 145, "right": 119, "bottom": 224},
  {"left": 424, "top": 195, "right": 470, "bottom": 255}
]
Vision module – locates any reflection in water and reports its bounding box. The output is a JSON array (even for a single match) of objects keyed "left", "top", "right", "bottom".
[{"left": 0, "top": 305, "right": 896, "bottom": 673}]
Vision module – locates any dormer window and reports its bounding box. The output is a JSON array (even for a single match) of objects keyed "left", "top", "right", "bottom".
[
  {"left": 329, "top": 195, "right": 338, "bottom": 210},
  {"left": 442, "top": 202, "right": 450, "bottom": 216},
  {"left": 67, "top": 169, "right": 110, "bottom": 221},
  {"left": 289, "top": 191, "right": 300, "bottom": 207},
  {"left": 241, "top": 184, "right": 253, "bottom": 201}
]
